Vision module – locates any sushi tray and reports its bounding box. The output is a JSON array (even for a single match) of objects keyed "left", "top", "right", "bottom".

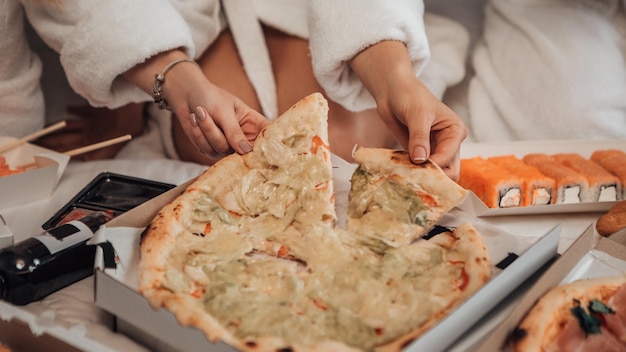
[{"left": 459, "top": 139, "right": 625, "bottom": 217}]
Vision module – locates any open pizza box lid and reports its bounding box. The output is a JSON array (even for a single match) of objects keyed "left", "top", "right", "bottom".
[
  {"left": 459, "top": 139, "right": 625, "bottom": 217},
  {"left": 475, "top": 224, "right": 626, "bottom": 351},
  {"left": 0, "top": 136, "right": 70, "bottom": 210},
  {"left": 90, "top": 155, "right": 560, "bottom": 352}
]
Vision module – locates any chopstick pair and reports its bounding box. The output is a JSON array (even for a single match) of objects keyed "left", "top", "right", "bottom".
[
  {"left": 12, "top": 134, "right": 133, "bottom": 171},
  {"left": 0, "top": 120, "right": 133, "bottom": 158}
]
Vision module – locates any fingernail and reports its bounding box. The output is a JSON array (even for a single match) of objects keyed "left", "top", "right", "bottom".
[
  {"left": 412, "top": 146, "right": 427, "bottom": 162},
  {"left": 194, "top": 106, "right": 207, "bottom": 120},
  {"left": 239, "top": 141, "right": 253, "bottom": 153},
  {"left": 190, "top": 113, "right": 198, "bottom": 127}
]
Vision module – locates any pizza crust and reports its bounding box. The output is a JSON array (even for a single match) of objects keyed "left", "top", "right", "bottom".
[{"left": 512, "top": 276, "right": 626, "bottom": 352}]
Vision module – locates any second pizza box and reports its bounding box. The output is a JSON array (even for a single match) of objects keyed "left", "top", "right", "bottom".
[
  {"left": 91, "top": 155, "right": 560, "bottom": 352},
  {"left": 475, "top": 224, "right": 626, "bottom": 351}
]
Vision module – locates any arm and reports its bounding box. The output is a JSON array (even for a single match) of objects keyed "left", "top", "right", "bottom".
[
  {"left": 22, "top": 0, "right": 197, "bottom": 109},
  {"left": 309, "top": 0, "right": 466, "bottom": 179}
]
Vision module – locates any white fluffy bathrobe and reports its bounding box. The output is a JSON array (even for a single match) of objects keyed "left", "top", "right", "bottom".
[
  {"left": 1, "top": 0, "right": 45, "bottom": 138},
  {"left": 22, "top": 0, "right": 469, "bottom": 158},
  {"left": 468, "top": 0, "right": 626, "bottom": 142}
]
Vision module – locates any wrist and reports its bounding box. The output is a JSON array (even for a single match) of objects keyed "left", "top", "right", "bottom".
[
  {"left": 122, "top": 49, "right": 190, "bottom": 94},
  {"left": 349, "top": 40, "right": 414, "bottom": 100},
  {"left": 152, "top": 58, "right": 198, "bottom": 110}
]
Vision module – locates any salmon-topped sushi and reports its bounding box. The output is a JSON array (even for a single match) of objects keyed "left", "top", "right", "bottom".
[
  {"left": 488, "top": 155, "right": 556, "bottom": 206},
  {"left": 459, "top": 157, "right": 522, "bottom": 208},
  {"left": 552, "top": 153, "right": 621, "bottom": 202},
  {"left": 522, "top": 153, "right": 589, "bottom": 204},
  {"left": 591, "top": 149, "right": 626, "bottom": 200}
]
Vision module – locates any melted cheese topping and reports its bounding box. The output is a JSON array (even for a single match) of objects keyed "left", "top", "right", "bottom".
[{"left": 168, "top": 136, "right": 485, "bottom": 350}]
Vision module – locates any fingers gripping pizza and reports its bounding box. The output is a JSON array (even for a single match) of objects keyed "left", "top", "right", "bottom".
[
  {"left": 139, "top": 93, "right": 492, "bottom": 351},
  {"left": 511, "top": 276, "right": 626, "bottom": 352}
]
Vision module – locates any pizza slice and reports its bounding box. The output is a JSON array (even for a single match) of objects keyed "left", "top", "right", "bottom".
[
  {"left": 138, "top": 92, "right": 338, "bottom": 346},
  {"left": 511, "top": 276, "right": 626, "bottom": 352},
  {"left": 347, "top": 147, "right": 468, "bottom": 252}
]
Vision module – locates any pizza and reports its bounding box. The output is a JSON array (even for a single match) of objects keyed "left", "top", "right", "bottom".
[
  {"left": 138, "top": 93, "right": 492, "bottom": 351},
  {"left": 511, "top": 276, "right": 626, "bottom": 352}
]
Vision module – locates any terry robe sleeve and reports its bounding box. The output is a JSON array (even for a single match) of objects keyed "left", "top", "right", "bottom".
[
  {"left": 21, "top": 0, "right": 222, "bottom": 109},
  {"left": 307, "top": 0, "right": 430, "bottom": 112},
  {"left": 0, "top": 0, "right": 45, "bottom": 138}
]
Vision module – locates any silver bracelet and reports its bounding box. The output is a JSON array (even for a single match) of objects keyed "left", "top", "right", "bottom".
[{"left": 152, "top": 58, "right": 196, "bottom": 110}]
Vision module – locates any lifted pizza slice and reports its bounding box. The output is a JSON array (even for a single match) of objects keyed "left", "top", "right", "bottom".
[{"left": 347, "top": 147, "right": 468, "bottom": 251}]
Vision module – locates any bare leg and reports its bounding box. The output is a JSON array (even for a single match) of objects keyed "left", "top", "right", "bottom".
[{"left": 172, "top": 27, "right": 397, "bottom": 165}]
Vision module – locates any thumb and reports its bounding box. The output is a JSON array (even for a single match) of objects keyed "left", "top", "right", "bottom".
[{"left": 407, "top": 119, "right": 431, "bottom": 165}]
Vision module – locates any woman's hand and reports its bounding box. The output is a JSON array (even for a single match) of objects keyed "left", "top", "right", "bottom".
[
  {"left": 123, "top": 50, "right": 270, "bottom": 162},
  {"left": 349, "top": 40, "right": 468, "bottom": 180}
]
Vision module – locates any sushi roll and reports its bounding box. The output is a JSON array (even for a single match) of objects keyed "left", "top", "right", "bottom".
[
  {"left": 522, "top": 153, "right": 589, "bottom": 204},
  {"left": 552, "top": 153, "right": 621, "bottom": 202},
  {"left": 591, "top": 149, "right": 626, "bottom": 200},
  {"left": 488, "top": 155, "right": 556, "bottom": 206},
  {"left": 459, "top": 157, "right": 522, "bottom": 208}
]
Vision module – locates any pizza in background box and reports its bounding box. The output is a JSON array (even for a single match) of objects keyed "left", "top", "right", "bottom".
[
  {"left": 138, "top": 93, "right": 491, "bottom": 351},
  {"left": 597, "top": 200, "right": 626, "bottom": 237},
  {"left": 511, "top": 276, "right": 626, "bottom": 351}
]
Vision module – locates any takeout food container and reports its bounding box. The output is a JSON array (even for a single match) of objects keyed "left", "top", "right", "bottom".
[
  {"left": 0, "top": 137, "right": 70, "bottom": 210},
  {"left": 459, "top": 139, "right": 626, "bottom": 217},
  {"left": 91, "top": 155, "right": 560, "bottom": 352},
  {"left": 41, "top": 172, "right": 175, "bottom": 230},
  {"left": 476, "top": 224, "right": 626, "bottom": 351}
]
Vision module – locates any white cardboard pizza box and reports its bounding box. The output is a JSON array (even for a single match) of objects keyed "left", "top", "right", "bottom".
[
  {"left": 91, "top": 155, "right": 560, "bottom": 352},
  {"left": 0, "top": 137, "right": 70, "bottom": 210},
  {"left": 475, "top": 224, "right": 626, "bottom": 351},
  {"left": 458, "top": 139, "right": 626, "bottom": 217}
]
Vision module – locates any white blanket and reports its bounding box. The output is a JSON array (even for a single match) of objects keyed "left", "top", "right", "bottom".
[{"left": 467, "top": 0, "right": 626, "bottom": 142}]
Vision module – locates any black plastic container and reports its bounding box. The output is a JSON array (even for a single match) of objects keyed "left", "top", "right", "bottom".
[
  {"left": 43, "top": 172, "right": 175, "bottom": 229},
  {"left": 0, "top": 172, "right": 175, "bottom": 305}
]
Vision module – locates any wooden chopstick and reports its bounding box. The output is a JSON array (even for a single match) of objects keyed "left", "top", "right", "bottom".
[
  {"left": 64, "top": 134, "right": 132, "bottom": 157},
  {"left": 10, "top": 134, "right": 133, "bottom": 170},
  {"left": 0, "top": 121, "right": 67, "bottom": 154}
]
